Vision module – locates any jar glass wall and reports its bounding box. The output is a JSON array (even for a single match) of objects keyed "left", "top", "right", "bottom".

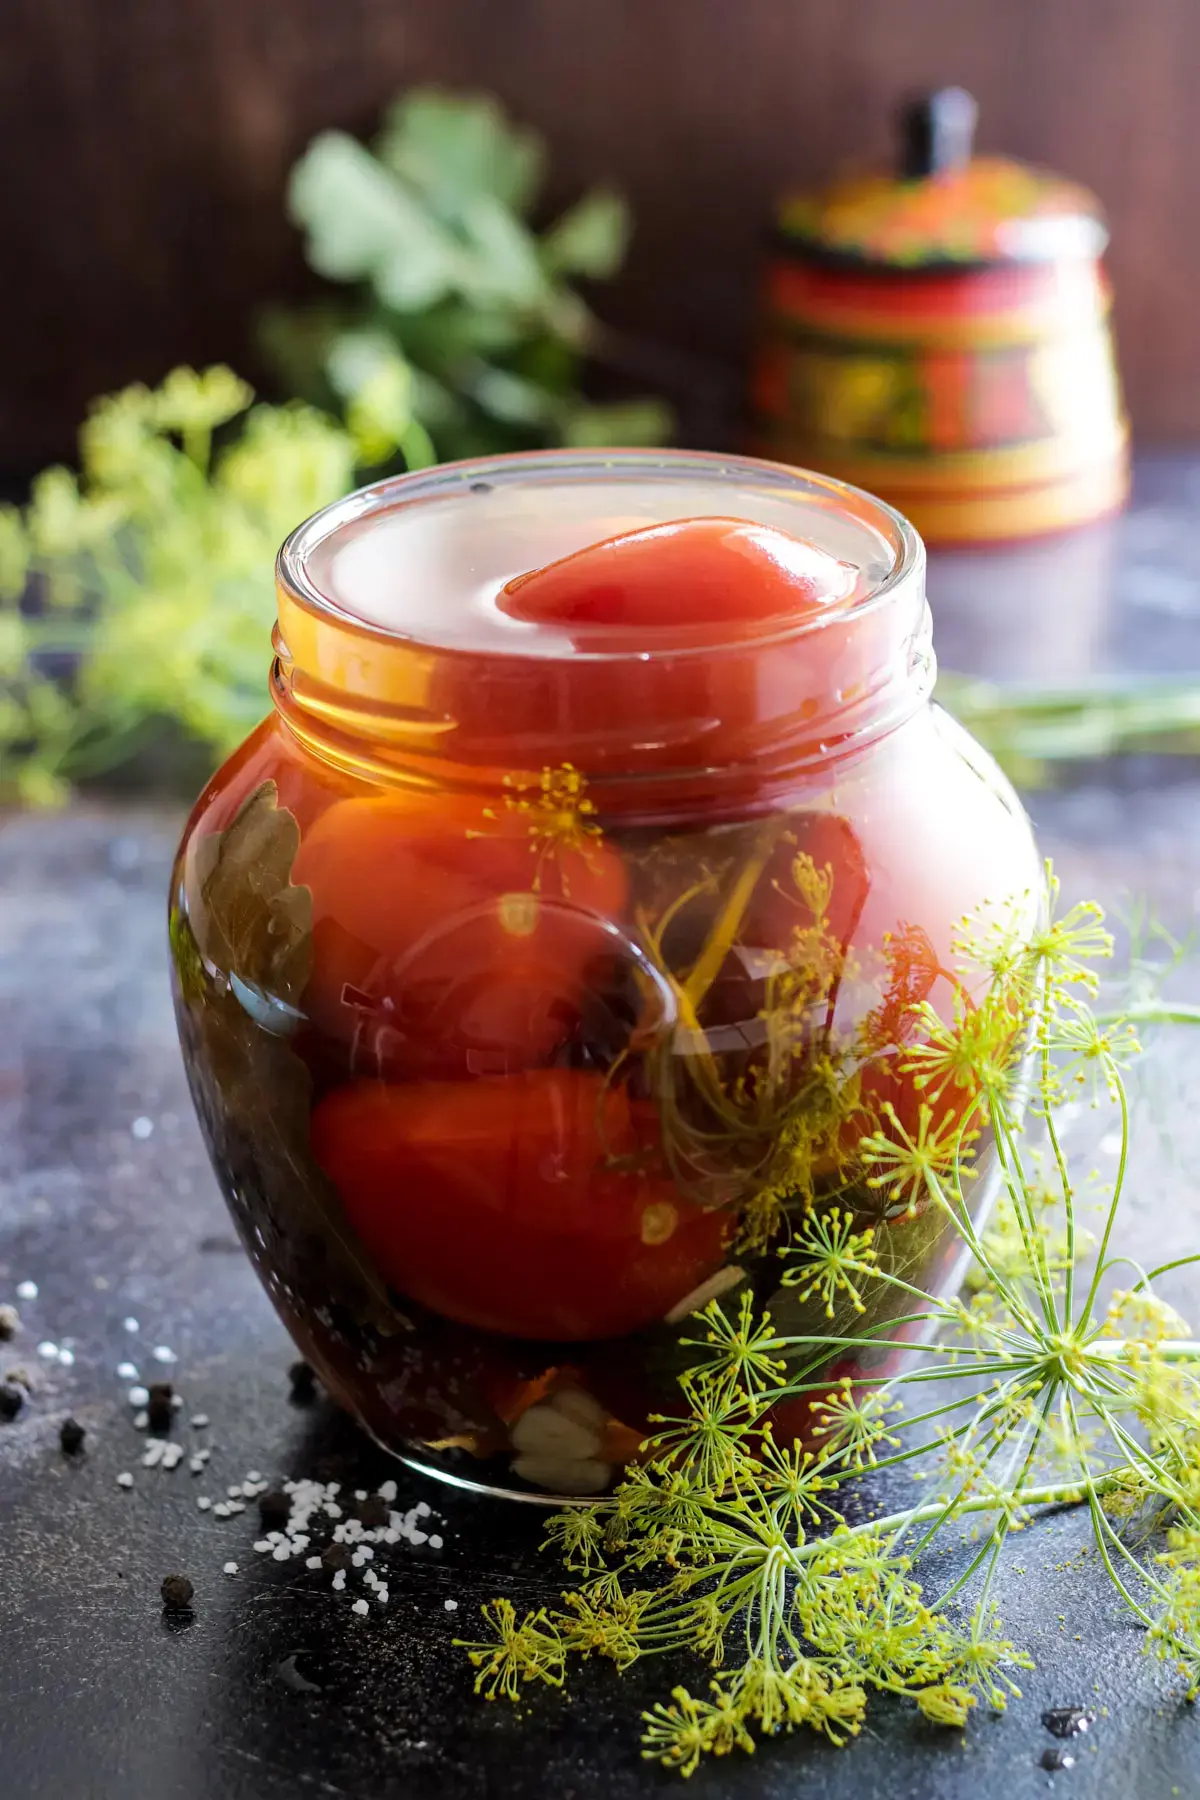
[{"left": 170, "top": 451, "right": 1041, "bottom": 1499}]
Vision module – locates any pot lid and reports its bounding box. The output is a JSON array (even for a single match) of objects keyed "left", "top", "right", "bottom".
[{"left": 776, "top": 88, "right": 1108, "bottom": 269}]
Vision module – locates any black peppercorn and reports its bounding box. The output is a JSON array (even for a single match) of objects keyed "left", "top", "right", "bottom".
[
  {"left": 147, "top": 1382, "right": 174, "bottom": 1432},
  {"left": 258, "top": 1488, "right": 291, "bottom": 1529},
  {"left": 59, "top": 1416, "right": 86, "bottom": 1454},
  {"left": 160, "top": 1574, "right": 194, "bottom": 1612},
  {"left": 321, "top": 1542, "right": 352, "bottom": 1573},
  {"left": 288, "top": 1359, "right": 317, "bottom": 1401},
  {"left": 0, "top": 1381, "right": 24, "bottom": 1421},
  {"left": 358, "top": 1495, "right": 390, "bottom": 1529},
  {"left": 0, "top": 1304, "right": 19, "bottom": 1340}
]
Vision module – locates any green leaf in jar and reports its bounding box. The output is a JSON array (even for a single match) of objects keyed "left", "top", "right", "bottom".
[{"left": 189, "top": 779, "right": 312, "bottom": 1010}]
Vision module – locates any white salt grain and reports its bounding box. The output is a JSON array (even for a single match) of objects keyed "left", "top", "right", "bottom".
[
  {"left": 134, "top": 1411, "right": 149, "bottom": 1430},
  {"left": 352, "top": 1599, "right": 369, "bottom": 1616},
  {"left": 223, "top": 1562, "right": 239, "bottom": 1576},
  {"left": 379, "top": 1480, "right": 397, "bottom": 1502},
  {"left": 123, "top": 1317, "right": 139, "bottom": 1333},
  {"left": 128, "top": 1385, "right": 149, "bottom": 1406},
  {"left": 306, "top": 1556, "right": 322, "bottom": 1571},
  {"left": 191, "top": 1414, "right": 210, "bottom": 1428},
  {"left": 16, "top": 1281, "right": 37, "bottom": 1300},
  {"left": 197, "top": 1497, "right": 212, "bottom": 1511},
  {"left": 37, "top": 1341, "right": 58, "bottom": 1359},
  {"left": 444, "top": 1599, "right": 459, "bottom": 1612},
  {"left": 131, "top": 1116, "right": 154, "bottom": 1139},
  {"left": 428, "top": 1535, "right": 443, "bottom": 1549},
  {"left": 332, "top": 1570, "right": 347, "bottom": 1592},
  {"left": 152, "top": 1345, "right": 177, "bottom": 1365},
  {"left": 117, "top": 1362, "right": 139, "bottom": 1380},
  {"left": 116, "top": 1472, "right": 134, "bottom": 1488},
  {"left": 213, "top": 1503, "right": 231, "bottom": 1518},
  {"left": 253, "top": 1540, "right": 272, "bottom": 1554},
  {"left": 272, "top": 1545, "right": 290, "bottom": 1561},
  {"left": 57, "top": 1348, "right": 75, "bottom": 1367}
]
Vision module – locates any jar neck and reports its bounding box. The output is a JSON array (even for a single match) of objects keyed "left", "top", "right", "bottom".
[
  {"left": 272, "top": 582, "right": 934, "bottom": 822},
  {"left": 271, "top": 449, "right": 930, "bottom": 822}
]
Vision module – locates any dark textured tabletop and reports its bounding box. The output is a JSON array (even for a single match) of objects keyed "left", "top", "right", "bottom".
[{"left": 5, "top": 456, "right": 1200, "bottom": 1800}]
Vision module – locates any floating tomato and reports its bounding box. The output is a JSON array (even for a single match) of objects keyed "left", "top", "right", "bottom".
[
  {"left": 310, "top": 1069, "right": 732, "bottom": 1341},
  {"left": 500, "top": 516, "right": 857, "bottom": 638}
]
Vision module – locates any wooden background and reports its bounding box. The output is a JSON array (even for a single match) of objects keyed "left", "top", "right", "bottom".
[{"left": 4, "top": 0, "right": 1198, "bottom": 472}]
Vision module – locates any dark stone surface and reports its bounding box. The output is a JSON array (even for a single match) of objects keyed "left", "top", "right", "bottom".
[{"left": 5, "top": 456, "right": 1200, "bottom": 1798}]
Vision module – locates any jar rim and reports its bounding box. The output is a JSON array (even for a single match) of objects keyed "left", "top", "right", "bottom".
[{"left": 275, "top": 447, "right": 924, "bottom": 666}]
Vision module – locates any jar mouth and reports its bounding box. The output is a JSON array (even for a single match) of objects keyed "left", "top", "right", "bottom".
[
  {"left": 272, "top": 449, "right": 931, "bottom": 812},
  {"left": 276, "top": 448, "right": 924, "bottom": 666}
]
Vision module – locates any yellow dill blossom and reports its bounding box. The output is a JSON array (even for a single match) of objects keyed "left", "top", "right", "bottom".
[
  {"left": 780, "top": 1206, "right": 879, "bottom": 1316},
  {"left": 458, "top": 1599, "right": 566, "bottom": 1701},
  {"left": 500, "top": 761, "right": 604, "bottom": 892},
  {"left": 860, "top": 1101, "right": 973, "bottom": 1217}
]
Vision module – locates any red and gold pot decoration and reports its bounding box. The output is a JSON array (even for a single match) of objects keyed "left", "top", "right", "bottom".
[{"left": 752, "top": 89, "right": 1129, "bottom": 545}]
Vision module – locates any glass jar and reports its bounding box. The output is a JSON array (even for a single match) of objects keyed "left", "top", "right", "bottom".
[{"left": 170, "top": 450, "right": 1040, "bottom": 1500}]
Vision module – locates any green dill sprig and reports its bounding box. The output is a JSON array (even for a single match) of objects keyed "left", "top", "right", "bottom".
[
  {"left": 458, "top": 867, "right": 1200, "bottom": 1771},
  {"left": 0, "top": 367, "right": 369, "bottom": 805}
]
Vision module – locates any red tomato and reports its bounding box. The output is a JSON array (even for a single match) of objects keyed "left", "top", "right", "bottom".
[
  {"left": 499, "top": 516, "right": 857, "bottom": 640},
  {"left": 292, "top": 792, "right": 629, "bottom": 1078},
  {"left": 310, "top": 1070, "right": 732, "bottom": 1341}
]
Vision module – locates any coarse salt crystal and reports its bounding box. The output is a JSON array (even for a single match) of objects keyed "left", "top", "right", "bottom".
[
  {"left": 253, "top": 1541, "right": 272, "bottom": 1554},
  {"left": 223, "top": 1562, "right": 238, "bottom": 1576},
  {"left": 306, "top": 1556, "right": 322, "bottom": 1571},
  {"left": 379, "top": 1480, "right": 397, "bottom": 1502},
  {"left": 226, "top": 1485, "right": 243, "bottom": 1499},
  {"left": 213, "top": 1503, "right": 231, "bottom": 1518},
  {"left": 272, "top": 1545, "right": 290, "bottom": 1562},
  {"left": 117, "top": 1362, "right": 139, "bottom": 1380},
  {"left": 134, "top": 1411, "right": 149, "bottom": 1430},
  {"left": 416, "top": 1502, "right": 431, "bottom": 1518},
  {"left": 191, "top": 1414, "right": 210, "bottom": 1429},
  {"left": 197, "top": 1497, "right": 212, "bottom": 1511},
  {"left": 16, "top": 1281, "right": 37, "bottom": 1300},
  {"left": 152, "top": 1345, "right": 176, "bottom": 1365},
  {"left": 245, "top": 1469, "right": 262, "bottom": 1482},
  {"left": 131, "top": 1116, "right": 154, "bottom": 1139},
  {"left": 332, "top": 1570, "right": 346, "bottom": 1592},
  {"left": 116, "top": 1472, "right": 134, "bottom": 1488},
  {"left": 128, "top": 1385, "right": 149, "bottom": 1406},
  {"left": 375, "top": 1588, "right": 389, "bottom": 1605},
  {"left": 161, "top": 1445, "right": 184, "bottom": 1470},
  {"left": 37, "top": 1341, "right": 58, "bottom": 1359},
  {"left": 57, "top": 1348, "right": 75, "bottom": 1367},
  {"left": 428, "top": 1535, "right": 443, "bottom": 1549},
  {"left": 228, "top": 1502, "right": 245, "bottom": 1515},
  {"left": 352, "top": 1599, "right": 369, "bottom": 1617},
  {"left": 444, "top": 1599, "right": 459, "bottom": 1612},
  {"left": 142, "top": 1442, "right": 165, "bottom": 1468},
  {"left": 123, "top": 1317, "right": 139, "bottom": 1332}
]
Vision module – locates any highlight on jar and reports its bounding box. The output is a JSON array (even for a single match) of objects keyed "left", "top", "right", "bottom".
[{"left": 169, "top": 449, "right": 1043, "bottom": 1500}]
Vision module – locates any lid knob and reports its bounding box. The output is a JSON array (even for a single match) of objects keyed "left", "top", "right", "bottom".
[{"left": 898, "top": 87, "right": 978, "bottom": 179}]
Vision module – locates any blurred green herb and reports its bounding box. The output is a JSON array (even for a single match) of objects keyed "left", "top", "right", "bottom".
[
  {"left": 0, "top": 366, "right": 375, "bottom": 805},
  {"left": 261, "top": 88, "right": 673, "bottom": 464},
  {"left": 939, "top": 671, "right": 1200, "bottom": 789}
]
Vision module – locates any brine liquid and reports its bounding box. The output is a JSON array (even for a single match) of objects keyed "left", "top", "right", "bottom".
[{"left": 305, "top": 471, "right": 894, "bottom": 652}]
